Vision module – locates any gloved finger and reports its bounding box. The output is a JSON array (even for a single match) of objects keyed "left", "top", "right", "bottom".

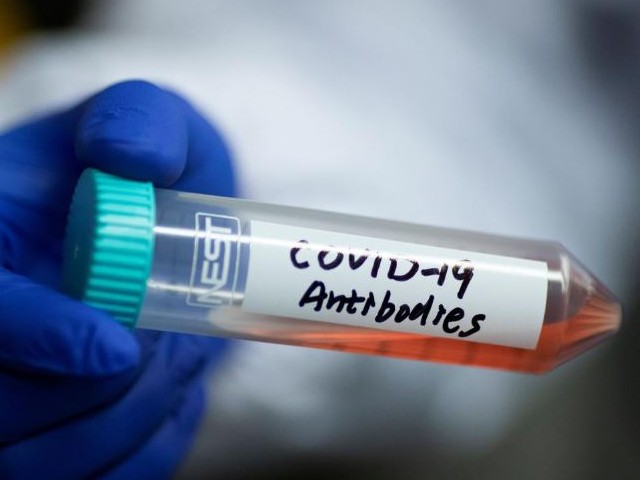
[
  {"left": 74, "top": 79, "right": 237, "bottom": 196},
  {"left": 98, "top": 380, "right": 206, "bottom": 480},
  {"left": 169, "top": 93, "right": 237, "bottom": 197},
  {"left": 0, "top": 331, "right": 224, "bottom": 443},
  {"left": 134, "top": 330, "right": 230, "bottom": 386},
  {"left": 0, "top": 107, "right": 83, "bottom": 239},
  {"left": 74, "top": 80, "right": 189, "bottom": 187},
  {"left": 0, "top": 367, "right": 138, "bottom": 443},
  {"left": 0, "top": 332, "right": 221, "bottom": 480},
  {"left": 0, "top": 268, "right": 140, "bottom": 377}
]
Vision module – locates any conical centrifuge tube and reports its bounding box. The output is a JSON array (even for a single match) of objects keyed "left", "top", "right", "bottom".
[{"left": 62, "top": 169, "right": 621, "bottom": 373}]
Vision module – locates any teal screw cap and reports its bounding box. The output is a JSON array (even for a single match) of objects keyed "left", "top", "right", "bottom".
[{"left": 62, "top": 169, "right": 156, "bottom": 327}]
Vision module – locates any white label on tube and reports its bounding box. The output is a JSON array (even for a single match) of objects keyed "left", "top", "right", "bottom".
[{"left": 242, "top": 221, "right": 548, "bottom": 349}]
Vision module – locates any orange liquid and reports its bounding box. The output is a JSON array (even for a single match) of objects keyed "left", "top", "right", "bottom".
[{"left": 236, "top": 283, "right": 621, "bottom": 374}]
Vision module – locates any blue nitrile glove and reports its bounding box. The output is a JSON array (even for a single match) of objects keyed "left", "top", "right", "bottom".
[{"left": 0, "top": 80, "right": 237, "bottom": 479}]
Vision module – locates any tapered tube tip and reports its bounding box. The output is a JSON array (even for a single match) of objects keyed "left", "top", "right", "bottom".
[{"left": 555, "top": 279, "right": 621, "bottom": 368}]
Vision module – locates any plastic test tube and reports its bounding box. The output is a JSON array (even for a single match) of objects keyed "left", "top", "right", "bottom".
[{"left": 62, "top": 169, "right": 622, "bottom": 374}]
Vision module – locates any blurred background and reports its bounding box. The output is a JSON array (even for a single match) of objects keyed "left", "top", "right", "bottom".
[{"left": 1, "top": 0, "right": 639, "bottom": 478}]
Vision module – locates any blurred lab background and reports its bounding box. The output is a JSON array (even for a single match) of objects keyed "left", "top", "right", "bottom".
[{"left": 1, "top": 0, "right": 639, "bottom": 478}]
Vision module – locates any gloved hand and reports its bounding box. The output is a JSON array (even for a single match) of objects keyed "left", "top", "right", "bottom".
[{"left": 0, "top": 80, "right": 237, "bottom": 479}]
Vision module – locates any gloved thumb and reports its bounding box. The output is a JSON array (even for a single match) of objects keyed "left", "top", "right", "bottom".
[{"left": 0, "top": 268, "right": 140, "bottom": 377}]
